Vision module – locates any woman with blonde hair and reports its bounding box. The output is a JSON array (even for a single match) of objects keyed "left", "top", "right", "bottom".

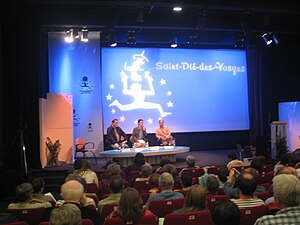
[
  {"left": 109, "top": 188, "right": 154, "bottom": 223},
  {"left": 173, "top": 185, "right": 207, "bottom": 213}
]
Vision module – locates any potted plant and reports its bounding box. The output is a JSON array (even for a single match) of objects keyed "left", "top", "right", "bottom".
[
  {"left": 45, "top": 137, "right": 61, "bottom": 167},
  {"left": 275, "top": 136, "right": 288, "bottom": 159}
]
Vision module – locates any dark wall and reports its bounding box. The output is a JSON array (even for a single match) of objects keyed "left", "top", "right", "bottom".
[{"left": 1, "top": 3, "right": 300, "bottom": 172}]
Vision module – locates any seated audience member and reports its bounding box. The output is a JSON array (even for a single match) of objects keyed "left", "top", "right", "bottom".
[
  {"left": 123, "top": 152, "right": 146, "bottom": 178},
  {"left": 74, "top": 159, "right": 99, "bottom": 188},
  {"left": 49, "top": 203, "right": 82, "bottom": 225},
  {"left": 56, "top": 173, "right": 96, "bottom": 209},
  {"left": 295, "top": 161, "right": 300, "bottom": 177},
  {"left": 217, "top": 167, "right": 229, "bottom": 188},
  {"left": 109, "top": 188, "right": 154, "bottom": 223},
  {"left": 106, "top": 118, "right": 128, "bottom": 150},
  {"left": 250, "top": 158, "right": 263, "bottom": 174},
  {"left": 130, "top": 119, "right": 148, "bottom": 148},
  {"left": 98, "top": 175, "right": 124, "bottom": 213},
  {"left": 162, "top": 163, "right": 181, "bottom": 187},
  {"left": 31, "top": 177, "right": 56, "bottom": 202},
  {"left": 173, "top": 185, "right": 206, "bottom": 213},
  {"left": 148, "top": 173, "right": 160, "bottom": 194},
  {"left": 42, "top": 180, "right": 100, "bottom": 225},
  {"left": 8, "top": 182, "right": 52, "bottom": 209},
  {"left": 178, "top": 172, "right": 193, "bottom": 191},
  {"left": 230, "top": 171, "right": 265, "bottom": 208},
  {"left": 182, "top": 155, "right": 200, "bottom": 169},
  {"left": 155, "top": 157, "right": 171, "bottom": 173},
  {"left": 226, "top": 152, "right": 244, "bottom": 170},
  {"left": 155, "top": 119, "right": 174, "bottom": 146},
  {"left": 135, "top": 163, "right": 153, "bottom": 182},
  {"left": 274, "top": 154, "right": 290, "bottom": 175},
  {"left": 206, "top": 175, "right": 220, "bottom": 195},
  {"left": 145, "top": 172, "right": 184, "bottom": 209},
  {"left": 210, "top": 199, "right": 240, "bottom": 225},
  {"left": 254, "top": 174, "right": 300, "bottom": 225}
]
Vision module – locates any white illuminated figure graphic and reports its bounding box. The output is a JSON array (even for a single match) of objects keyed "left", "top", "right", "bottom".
[{"left": 109, "top": 51, "right": 172, "bottom": 117}]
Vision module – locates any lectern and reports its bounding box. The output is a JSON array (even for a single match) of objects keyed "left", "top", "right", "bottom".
[{"left": 270, "top": 121, "right": 287, "bottom": 159}]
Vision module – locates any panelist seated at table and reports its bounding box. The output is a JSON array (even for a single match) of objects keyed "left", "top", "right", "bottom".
[
  {"left": 106, "top": 118, "right": 129, "bottom": 150},
  {"left": 130, "top": 119, "right": 148, "bottom": 148},
  {"left": 155, "top": 119, "right": 174, "bottom": 146}
]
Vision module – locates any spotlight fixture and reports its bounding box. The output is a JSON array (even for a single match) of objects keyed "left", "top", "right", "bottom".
[
  {"left": 170, "top": 36, "right": 178, "bottom": 48},
  {"left": 64, "top": 29, "right": 74, "bottom": 43},
  {"left": 262, "top": 32, "right": 279, "bottom": 46},
  {"left": 173, "top": 6, "right": 182, "bottom": 12},
  {"left": 81, "top": 29, "right": 88, "bottom": 42}
]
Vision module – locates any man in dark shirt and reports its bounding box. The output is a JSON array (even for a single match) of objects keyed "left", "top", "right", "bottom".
[{"left": 106, "top": 118, "right": 128, "bottom": 150}]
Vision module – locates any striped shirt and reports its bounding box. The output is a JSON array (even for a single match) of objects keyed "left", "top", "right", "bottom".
[
  {"left": 230, "top": 198, "right": 265, "bottom": 208},
  {"left": 254, "top": 205, "right": 300, "bottom": 225}
]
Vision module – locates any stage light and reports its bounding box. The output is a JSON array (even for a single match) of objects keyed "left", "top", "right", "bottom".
[
  {"left": 262, "top": 32, "right": 273, "bottom": 45},
  {"left": 170, "top": 36, "right": 177, "bottom": 48},
  {"left": 173, "top": 6, "right": 182, "bottom": 12},
  {"left": 64, "top": 29, "right": 74, "bottom": 43},
  {"left": 110, "top": 40, "right": 117, "bottom": 47},
  {"left": 81, "top": 29, "right": 88, "bottom": 42},
  {"left": 272, "top": 33, "right": 279, "bottom": 45}
]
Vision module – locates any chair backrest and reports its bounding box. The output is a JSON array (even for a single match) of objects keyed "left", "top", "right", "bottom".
[
  {"left": 127, "top": 170, "right": 141, "bottom": 183},
  {"left": 7, "top": 207, "right": 46, "bottom": 225},
  {"left": 174, "top": 189, "right": 188, "bottom": 197},
  {"left": 140, "top": 192, "right": 151, "bottom": 205},
  {"left": 134, "top": 180, "right": 151, "bottom": 193},
  {"left": 252, "top": 191, "right": 270, "bottom": 201},
  {"left": 3, "top": 222, "right": 29, "bottom": 225},
  {"left": 148, "top": 198, "right": 185, "bottom": 218},
  {"left": 86, "top": 183, "right": 100, "bottom": 198},
  {"left": 206, "top": 195, "right": 230, "bottom": 209},
  {"left": 101, "top": 171, "right": 126, "bottom": 179},
  {"left": 240, "top": 204, "right": 268, "bottom": 225},
  {"left": 103, "top": 214, "right": 157, "bottom": 225},
  {"left": 180, "top": 168, "right": 205, "bottom": 177},
  {"left": 231, "top": 165, "right": 250, "bottom": 172},
  {"left": 261, "top": 164, "right": 274, "bottom": 173},
  {"left": 163, "top": 210, "right": 213, "bottom": 225},
  {"left": 86, "top": 193, "right": 99, "bottom": 205},
  {"left": 100, "top": 203, "right": 118, "bottom": 225}
]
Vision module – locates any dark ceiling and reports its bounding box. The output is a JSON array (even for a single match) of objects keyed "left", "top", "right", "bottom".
[{"left": 2, "top": 0, "right": 300, "bottom": 48}]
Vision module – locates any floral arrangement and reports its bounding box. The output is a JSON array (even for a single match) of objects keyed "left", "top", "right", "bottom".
[{"left": 46, "top": 137, "right": 61, "bottom": 166}]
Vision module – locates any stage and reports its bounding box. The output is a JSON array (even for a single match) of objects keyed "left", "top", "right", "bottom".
[{"left": 99, "top": 146, "right": 190, "bottom": 167}]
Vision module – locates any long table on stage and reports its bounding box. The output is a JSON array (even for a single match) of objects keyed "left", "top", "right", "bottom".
[{"left": 99, "top": 146, "right": 190, "bottom": 167}]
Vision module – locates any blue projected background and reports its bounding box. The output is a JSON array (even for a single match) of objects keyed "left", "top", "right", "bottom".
[{"left": 102, "top": 47, "right": 249, "bottom": 134}]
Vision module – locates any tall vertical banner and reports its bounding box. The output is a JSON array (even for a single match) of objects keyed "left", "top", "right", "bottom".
[{"left": 48, "top": 32, "right": 103, "bottom": 156}]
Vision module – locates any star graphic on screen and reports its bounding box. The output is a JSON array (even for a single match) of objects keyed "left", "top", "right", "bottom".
[
  {"left": 109, "top": 83, "right": 115, "bottom": 89},
  {"left": 167, "top": 101, "right": 174, "bottom": 108},
  {"left": 106, "top": 93, "right": 113, "bottom": 100},
  {"left": 167, "top": 91, "right": 172, "bottom": 96},
  {"left": 160, "top": 78, "right": 166, "bottom": 85},
  {"left": 111, "top": 108, "right": 116, "bottom": 114},
  {"left": 147, "top": 118, "right": 153, "bottom": 124},
  {"left": 119, "top": 116, "right": 125, "bottom": 122}
]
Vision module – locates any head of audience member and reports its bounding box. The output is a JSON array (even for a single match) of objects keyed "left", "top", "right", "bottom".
[
  {"left": 31, "top": 177, "right": 46, "bottom": 194},
  {"left": 184, "top": 185, "right": 207, "bottom": 212},
  {"left": 210, "top": 199, "right": 240, "bottom": 225},
  {"left": 276, "top": 166, "right": 297, "bottom": 176},
  {"left": 250, "top": 158, "right": 262, "bottom": 174},
  {"left": 115, "top": 188, "right": 145, "bottom": 223},
  {"left": 78, "top": 159, "right": 92, "bottom": 172},
  {"left": 162, "top": 164, "right": 178, "bottom": 178},
  {"left": 256, "top": 155, "right": 266, "bottom": 164},
  {"left": 149, "top": 173, "right": 160, "bottom": 190},
  {"left": 243, "top": 167, "right": 260, "bottom": 180},
  {"left": 218, "top": 167, "right": 229, "bottom": 183},
  {"left": 103, "top": 160, "right": 113, "bottom": 170},
  {"left": 140, "top": 163, "right": 153, "bottom": 178},
  {"left": 206, "top": 175, "right": 220, "bottom": 194},
  {"left": 15, "top": 183, "right": 34, "bottom": 202},
  {"left": 60, "top": 180, "right": 84, "bottom": 203},
  {"left": 159, "top": 172, "right": 174, "bottom": 191},
  {"left": 65, "top": 172, "right": 88, "bottom": 193},
  {"left": 49, "top": 203, "right": 82, "bottom": 225},
  {"left": 273, "top": 174, "right": 300, "bottom": 209},
  {"left": 109, "top": 175, "right": 124, "bottom": 194},
  {"left": 228, "top": 152, "right": 238, "bottom": 161},
  {"left": 133, "top": 152, "right": 146, "bottom": 165},
  {"left": 236, "top": 171, "right": 257, "bottom": 198},
  {"left": 180, "top": 172, "right": 193, "bottom": 189},
  {"left": 186, "top": 155, "right": 196, "bottom": 167},
  {"left": 106, "top": 163, "right": 121, "bottom": 178},
  {"left": 159, "top": 157, "right": 171, "bottom": 168},
  {"left": 73, "top": 158, "right": 82, "bottom": 170}
]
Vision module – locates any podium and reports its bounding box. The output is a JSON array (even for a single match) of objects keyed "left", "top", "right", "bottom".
[{"left": 270, "top": 121, "right": 287, "bottom": 159}]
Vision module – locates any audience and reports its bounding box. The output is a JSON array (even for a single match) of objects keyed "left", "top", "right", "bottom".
[
  {"left": 74, "top": 159, "right": 99, "bottom": 188},
  {"left": 123, "top": 152, "right": 146, "bottom": 178},
  {"left": 254, "top": 174, "right": 300, "bottom": 225},
  {"left": 178, "top": 172, "right": 193, "bottom": 191},
  {"left": 181, "top": 155, "right": 200, "bottom": 170},
  {"left": 173, "top": 185, "right": 206, "bottom": 213},
  {"left": 145, "top": 172, "right": 184, "bottom": 209},
  {"left": 49, "top": 203, "right": 82, "bottom": 225},
  {"left": 135, "top": 163, "right": 153, "bottom": 182},
  {"left": 206, "top": 175, "right": 220, "bottom": 195},
  {"left": 98, "top": 175, "right": 123, "bottom": 213},
  {"left": 217, "top": 167, "right": 229, "bottom": 188},
  {"left": 250, "top": 158, "right": 263, "bottom": 174},
  {"left": 230, "top": 171, "right": 265, "bottom": 208},
  {"left": 8, "top": 182, "right": 52, "bottom": 209},
  {"left": 226, "top": 152, "right": 244, "bottom": 170},
  {"left": 109, "top": 188, "right": 154, "bottom": 223},
  {"left": 31, "top": 177, "right": 56, "bottom": 203},
  {"left": 210, "top": 199, "right": 240, "bottom": 225},
  {"left": 148, "top": 173, "right": 160, "bottom": 194},
  {"left": 155, "top": 157, "right": 171, "bottom": 173}
]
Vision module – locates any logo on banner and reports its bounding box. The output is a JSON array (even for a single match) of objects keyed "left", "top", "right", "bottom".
[
  {"left": 73, "top": 109, "right": 80, "bottom": 127},
  {"left": 88, "top": 122, "right": 94, "bottom": 132},
  {"left": 79, "top": 76, "right": 93, "bottom": 94}
]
